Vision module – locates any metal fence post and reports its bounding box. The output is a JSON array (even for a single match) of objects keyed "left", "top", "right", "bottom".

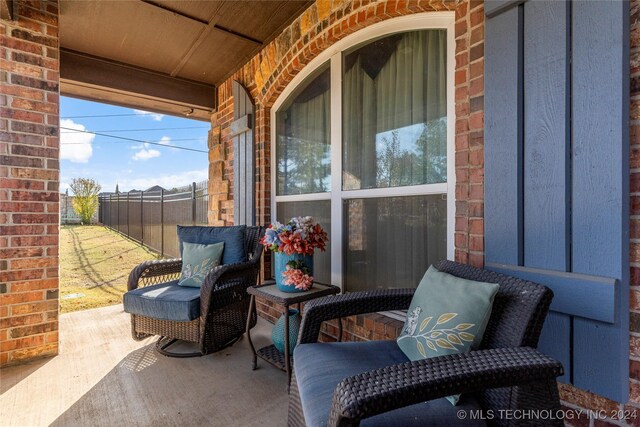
[
  {"left": 116, "top": 192, "right": 120, "bottom": 232},
  {"left": 192, "top": 181, "right": 197, "bottom": 225},
  {"left": 160, "top": 188, "right": 164, "bottom": 258},
  {"left": 126, "top": 191, "right": 130, "bottom": 237},
  {"left": 140, "top": 191, "right": 144, "bottom": 245}
]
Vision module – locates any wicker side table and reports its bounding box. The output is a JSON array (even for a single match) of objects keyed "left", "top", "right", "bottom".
[{"left": 246, "top": 280, "right": 341, "bottom": 390}]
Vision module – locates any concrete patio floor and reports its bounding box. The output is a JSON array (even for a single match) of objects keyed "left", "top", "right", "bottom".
[{"left": 0, "top": 304, "right": 289, "bottom": 426}]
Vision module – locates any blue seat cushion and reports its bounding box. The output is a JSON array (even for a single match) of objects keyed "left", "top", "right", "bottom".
[
  {"left": 177, "top": 225, "right": 247, "bottom": 265},
  {"left": 293, "top": 341, "right": 486, "bottom": 427},
  {"left": 123, "top": 281, "right": 200, "bottom": 322}
]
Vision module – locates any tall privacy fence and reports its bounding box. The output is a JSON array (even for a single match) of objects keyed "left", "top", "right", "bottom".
[{"left": 99, "top": 181, "right": 208, "bottom": 258}]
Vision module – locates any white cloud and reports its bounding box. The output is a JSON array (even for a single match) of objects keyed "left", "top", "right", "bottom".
[
  {"left": 132, "top": 143, "right": 161, "bottom": 161},
  {"left": 134, "top": 109, "right": 164, "bottom": 121},
  {"left": 130, "top": 137, "right": 170, "bottom": 151},
  {"left": 109, "top": 169, "right": 208, "bottom": 192},
  {"left": 60, "top": 119, "right": 94, "bottom": 163}
]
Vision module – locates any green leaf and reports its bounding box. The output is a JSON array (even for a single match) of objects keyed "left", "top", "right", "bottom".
[
  {"left": 436, "top": 338, "right": 455, "bottom": 350},
  {"left": 437, "top": 313, "right": 457, "bottom": 325},
  {"left": 419, "top": 316, "right": 433, "bottom": 332},
  {"left": 459, "top": 332, "right": 475, "bottom": 342},
  {"left": 447, "top": 334, "right": 462, "bottom": 345},
  {"left": 455, "top": 323, "right": 474, "bottom": 331},
  {"left": 417, "top": 341, "right": 426, "bottom": 358},
  {"left": 426, "top": 341, "right": 437, "bottom": 352}
]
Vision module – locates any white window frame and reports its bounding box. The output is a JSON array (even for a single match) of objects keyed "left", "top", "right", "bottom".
[{"left": 271, "top": 12, "right": 456, "bottom": 291}]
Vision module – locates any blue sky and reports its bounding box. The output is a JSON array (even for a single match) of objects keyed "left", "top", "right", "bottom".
[{"left": 60, "top": 97, "right": 210, "bottom": 195}]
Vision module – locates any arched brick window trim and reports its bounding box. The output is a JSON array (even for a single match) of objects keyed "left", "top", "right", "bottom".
[{"left": 208, "top": 0, "right": 483, "bottom": 270}]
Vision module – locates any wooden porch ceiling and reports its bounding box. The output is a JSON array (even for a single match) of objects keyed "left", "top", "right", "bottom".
[{"left": 58, "top": 0, "right": 311, "bottom": 121}]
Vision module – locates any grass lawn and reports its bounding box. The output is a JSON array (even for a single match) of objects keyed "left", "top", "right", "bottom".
[{"left": 60, "top": 225, "right": 160, "bottom": 313}]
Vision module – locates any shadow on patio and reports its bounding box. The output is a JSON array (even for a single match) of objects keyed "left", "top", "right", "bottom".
[{"left": 0, "top": 305, "right": 288, "bottom": 426}]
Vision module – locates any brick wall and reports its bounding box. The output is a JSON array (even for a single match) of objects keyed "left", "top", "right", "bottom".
[
  {"left": 207, "top": 0, "right": 640, "bottom": 424},
  {"left": 453, "top": 0, "right": 484, "bottom": 268},
  {"left": 0, "top": 0, "right": 60, "bottom": 367}
]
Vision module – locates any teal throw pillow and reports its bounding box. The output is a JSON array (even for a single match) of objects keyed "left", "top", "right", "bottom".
[
  {"left": 178, "top": 242, "right": 225, "bottom": 288},
  {"left": 397, "top": 265, "right": 500, "bottom": 405}
]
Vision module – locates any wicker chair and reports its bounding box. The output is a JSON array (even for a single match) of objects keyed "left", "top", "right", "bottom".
[
  {"left": 125, "top": 226, "right": 265, "bottom": 357},
  {"left": 289, "top": 260, "right": 564, "bottom": 427}
]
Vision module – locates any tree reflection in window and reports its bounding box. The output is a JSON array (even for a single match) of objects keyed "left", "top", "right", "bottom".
[{"left": 276, "top": 66, "right": 331, "bottom": 195}]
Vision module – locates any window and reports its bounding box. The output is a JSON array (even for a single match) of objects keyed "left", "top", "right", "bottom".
[{"left": 271, "top": 14, "right": 455, "bottom": 291}]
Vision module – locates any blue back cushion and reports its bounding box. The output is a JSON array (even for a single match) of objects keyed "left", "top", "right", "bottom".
[{"left": 177, "top": 225, "right": 247, "bottom": 265}]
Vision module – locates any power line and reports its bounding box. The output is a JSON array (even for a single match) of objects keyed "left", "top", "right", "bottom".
[
  {"left": 61, "top": 136, "right": 206, "bottom": 145},
  {"left": 59, "top": 127, "right": 208, "bottom": 153},
  {"left": 60, "top": 126, "right": 209, "bottom": 133},
  {"left": 61, "top": 113, "right": 153, "bottom": 119}
]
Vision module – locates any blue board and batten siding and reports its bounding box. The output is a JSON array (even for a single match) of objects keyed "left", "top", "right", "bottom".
[{"left": 484, "top": 0, "right": 629, "bottom": 402}]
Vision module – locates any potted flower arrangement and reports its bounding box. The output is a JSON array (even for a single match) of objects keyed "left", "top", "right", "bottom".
[{"left": 261, "top": 216, "right": 328, "bottom": 293}]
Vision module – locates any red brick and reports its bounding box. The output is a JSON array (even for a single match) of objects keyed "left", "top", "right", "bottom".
[
  {"left": 10, "top": 257, "right": 57, "bottom": 270},
  {"left": 0, "top": 35, "right": 44, "bottom": 55},
  {"left": 0, "top": 178, "right": 45, "bottom": 190},
  {"left": 0, "top": 247, "right": 43, "bottom": 259},
  {"left": 469, "top": 218, "right": 484, "bottom": 234},
  {"left": 16, "top": 4, "right": 57, "bottom": 26},
  {"left": 470, "top": 8, "right": 484, "bottom": 27},
  {"left": 10, "top": 190, "right": 57, "bottom": 201},
  {"left": 469, "top": 167, "right": 484, "bottom": 184},
  {"left": 469, "top": 183, "right": 483, "bottom": 199},
  {"left": 9, "top": 98, "right": 57, "bottom": 114},
  {"left": 10, "top": 300, "right": 57, "bottom": 316},
  {"left": 0, "top": 335, "right": 45, "bottom": 352},
  {"left": 0, "top": 131, "right": 43, "bottom": 145},
  {"left": 12, "top": 213, "right": 58, "bottom": 224},
  {"left": 468, "top": 201, "right": 484, "bottom": 217},
  {"left": 9, "top": 321, "right": 57, "bottom": 339},
  {"left": 0, "top": 225, "right": 45, "bottom": 236},
  {"left": 469, "top": 60, "right": 483, "bottom": 81},
  {"left": 469, "top": 111, "right": 483, "bottom": 130},
  {"left": 0, "top": 313, "right": 43, "bottom": 329},
  {"left": 0, "top": 290, "right": 44, "bottom": 305},
  {"left": 455, "top": 216, "right": 468, "bottom": 232},
  {"left": 469, "top": 149, "right": 484, "bottom": 166},
  {"left": 11, "top": 51, "right": 58, "bottom": 71},
  {"left": 0, "top": 155, "right": 43, "bottom": 168},
  {"left": 559, "top": 383, "right": 620, "bottom": 413},
  {"left": 45, "top": 331, "right": 58, "bottom": 343},
  {"left": 468, "top": 252, "right": 484, "bottom": 268},
  {"left": 10, "top": 28, "right": 57, "bottom": 48},
  {"left": 8, "top": 342, "right": 58, "bottom": 362},
  {"left": 11, "top": 143, "right": 57, "bottom": 158},
  {"left": 469, "top": 235, "right": 483, "bottom": 251}
]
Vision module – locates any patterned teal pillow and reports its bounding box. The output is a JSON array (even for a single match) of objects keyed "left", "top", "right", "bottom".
[
  {"left": 178, "top": 242, "right": 225, "bottom": 288},
  {"left": 397, "top": 265, "right": 500, "bottom": 405}
]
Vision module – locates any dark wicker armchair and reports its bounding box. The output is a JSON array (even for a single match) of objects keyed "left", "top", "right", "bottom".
[
  {"left": 124, "top": 226, "right": 265, "bottom": 357},
  {"left": 289, "top": 260, "right": 564, "bottom": 427}
]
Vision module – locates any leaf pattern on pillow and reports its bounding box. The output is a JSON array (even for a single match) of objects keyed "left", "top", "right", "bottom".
[
  {"left": 181, "top": 258, "right": 219, "bottom": 287},
  {"left": 398, "top": 309, "right": 476, "bottom": 353}
]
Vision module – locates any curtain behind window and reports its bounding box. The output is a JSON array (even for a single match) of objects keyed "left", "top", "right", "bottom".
[
  {"left": 342, "top": 30, "right": 448, "bottom": 292},
  {"left": 343, "top": 30, "right": 447, "bottom": 191}
]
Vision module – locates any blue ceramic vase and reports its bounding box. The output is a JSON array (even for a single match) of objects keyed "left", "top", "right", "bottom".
[
  {"left": 272, "top": 309, "right": 301, "bottom": 354},
  {"left": 274, "top": 252, "right": 313, "bottom": 293}
]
